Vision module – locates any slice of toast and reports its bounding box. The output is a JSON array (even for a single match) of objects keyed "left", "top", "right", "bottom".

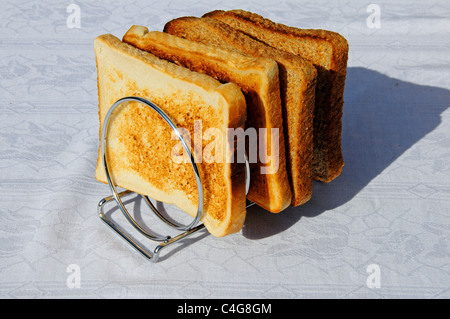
[
  {"left": 164, "top": 17, "right": 317, "bottom": 206},
  {"left": 123, "top": 26, "right": 292, "bottom": 213},
  {"left": 204, "top": 9, "right": 349, "bottom": 182},
  {"left": 94, "top": 34, "right": 247, "bottom": 237}
]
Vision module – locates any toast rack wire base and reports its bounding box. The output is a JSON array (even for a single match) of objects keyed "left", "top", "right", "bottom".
[
  {"left": 97, "top": 190, "right": 207, "bottom": 263},
  {"left": 97, "top": 96, "right": 251, "bottom": 263}
]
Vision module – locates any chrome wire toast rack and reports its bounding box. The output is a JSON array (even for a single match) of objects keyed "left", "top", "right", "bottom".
[{"left": 97, "top": 97, "right": 251, "bottom": 263}]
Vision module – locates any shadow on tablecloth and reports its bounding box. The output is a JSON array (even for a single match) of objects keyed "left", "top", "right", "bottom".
[{"left": 243, "top": 67, "right": 450, "bottom": 239}]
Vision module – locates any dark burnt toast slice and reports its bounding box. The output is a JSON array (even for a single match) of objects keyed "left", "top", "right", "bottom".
[{"left": 205, "top": 9, "right": 349, "bottom": 182}]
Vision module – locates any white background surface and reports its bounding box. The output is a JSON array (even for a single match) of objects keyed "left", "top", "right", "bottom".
[{"left": 1, "top": 0, "right": 449, "bottom": 298}]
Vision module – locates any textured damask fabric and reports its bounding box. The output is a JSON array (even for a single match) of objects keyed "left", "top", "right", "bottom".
[{"left": 0, "top": 0, "right": 449, "bottom": 298}]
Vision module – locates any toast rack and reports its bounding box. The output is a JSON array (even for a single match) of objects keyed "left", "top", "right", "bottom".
[{"left": 97, "top": 96, "right": 252, "bottom": 263}]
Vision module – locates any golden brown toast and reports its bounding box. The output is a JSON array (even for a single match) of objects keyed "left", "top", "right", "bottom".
[
  {"left": 164, "top": 17, "right": 317, "bottom": 206},
  {"left": 94, "top": 34, "right": 247, "bottom": 236},
  {"left": 204, "top": 9, "right": 349, "bottom": 182},
  {"left": 123, "top": 26, "right": 292, "bottom": 213}
]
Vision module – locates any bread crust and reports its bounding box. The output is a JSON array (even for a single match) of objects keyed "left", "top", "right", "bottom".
[
  {"left": 204, "top": 9, "right": 349, "bottom": 182},
  {"left": 164, "top": 17, "right": 317, "bottom": 206},
  {"left": 94, "top": 34, "right": 247, "bottom": 236}
]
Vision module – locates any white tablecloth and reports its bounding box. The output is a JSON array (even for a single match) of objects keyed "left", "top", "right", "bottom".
[{"left": 1, "top": 0, "right": 449, "bottom": 298}]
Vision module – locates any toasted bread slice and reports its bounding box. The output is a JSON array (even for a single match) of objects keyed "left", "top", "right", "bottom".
[
  {"left": 164, "top": 17, "right": 317, "bottom": 206},
  {"left": 94, "top": 34, "right": 247, "bottom": 236},
  {"left": 123, "top": 26, "right": 292, "bottom": 213},
  {"left": 204, "top": 9, "right": 349, "bottom": 182}
]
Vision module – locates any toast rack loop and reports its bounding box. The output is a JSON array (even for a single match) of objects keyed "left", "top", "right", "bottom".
[{"left": 97, "top": 96, "right": 251, "bottom": 263}]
